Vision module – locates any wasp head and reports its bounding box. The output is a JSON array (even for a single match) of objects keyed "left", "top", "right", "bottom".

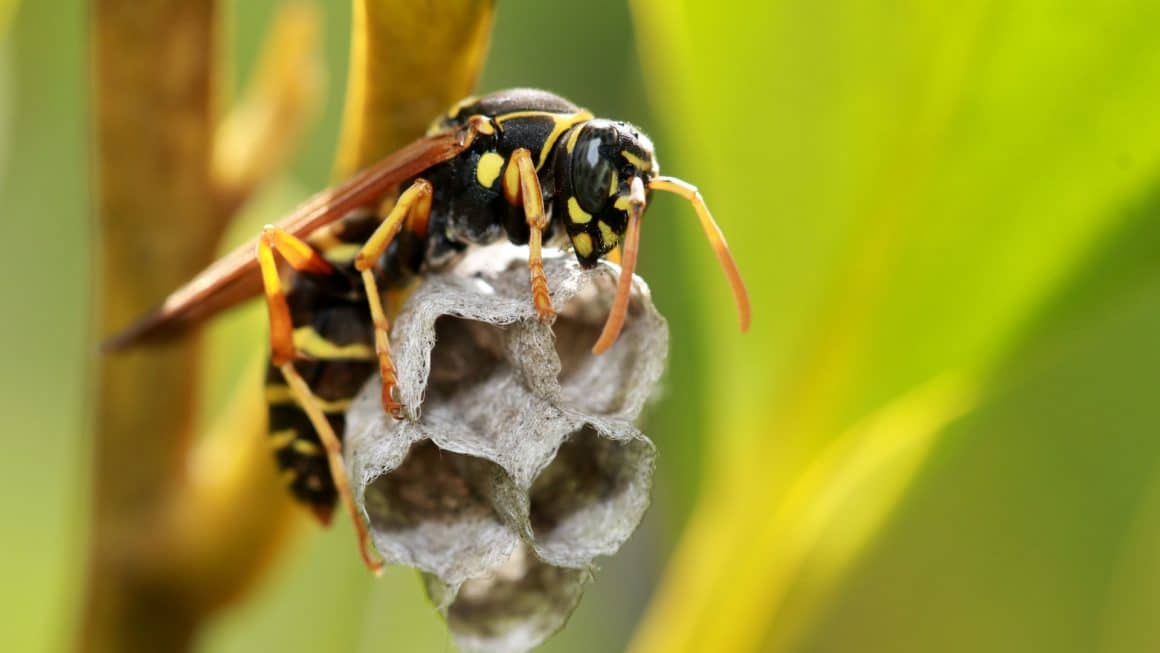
[
  {"left": 554, "top": 118, "right": 749, "bottom": 355},
  {"left": 555, "top": 119, "right": 658, "bottom": 268}
]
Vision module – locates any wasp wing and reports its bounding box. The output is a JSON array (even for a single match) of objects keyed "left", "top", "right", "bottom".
[{"left": 103, "top": 130, "right": 469, "bottom": 351}]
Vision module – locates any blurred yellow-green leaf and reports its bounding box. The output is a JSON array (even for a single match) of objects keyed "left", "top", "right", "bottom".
[
  {"left": 631, "top": 373, "right": 980, "bottom": 652},
  {"left": 630, "top": 1, "right": 1160, "bottom": 652},
  {"left": 0, "top": 1, "right": 15, "bottom": 33},
  {"left": 802, "top": 206, "right": 1160, "bottom": 650}
]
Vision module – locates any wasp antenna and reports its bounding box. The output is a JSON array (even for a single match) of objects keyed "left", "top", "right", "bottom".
[
  {"left": 593, "top": 177, "right": 646, "bottom": 354},
  {"left": 648, "top": 176, "right": 750, "bottom": 332}
]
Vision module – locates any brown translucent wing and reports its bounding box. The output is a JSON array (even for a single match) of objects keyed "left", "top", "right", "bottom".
[{"left": 103, "top": 130, "right": 469, "bottom": 351}]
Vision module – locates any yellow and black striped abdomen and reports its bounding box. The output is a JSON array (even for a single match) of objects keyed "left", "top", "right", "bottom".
[{"left": 267, "top": 273, "right": 377, "bottom": 522}]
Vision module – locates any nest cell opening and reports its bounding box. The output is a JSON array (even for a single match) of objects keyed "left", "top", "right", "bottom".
[
  {"left": 527, "top": 425, "right": 653, "bottom": 563},
  {"left": 425, "top": 316, "right": 509, "bottom": 404},
  {"left": 365, "top": 440, "right": 505, "bottom": 532}
]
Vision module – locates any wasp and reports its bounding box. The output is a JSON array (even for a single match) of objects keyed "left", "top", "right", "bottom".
[{"left": 106, "top": 88, "right": 750, "bottom": 573}]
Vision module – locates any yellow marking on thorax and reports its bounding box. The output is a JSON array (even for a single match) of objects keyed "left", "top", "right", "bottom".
[
  {"left": 609, "top": 170, "right": 619, "bottom": 196},
  {"left": 598, "top": 221, "right": 620, "bottom": 247},
  {"left": 268, "top": 429, "right": 298, "bottom": 449},
  {"left": 494, "top": 110, "right": 580, "bottom": 123},
  {"left": 565, "top": 123, "right": 584, "bottom": 154},
  {"left": 476, "top": 151, "right": 504, "bottom": 188},
  {"left": 567, "top": 197, "right": 592, "bottom": 224},
  {"left": 472, "top": 118, "right": 497, "bottom": 136},
  {"left": 426, "top": 96, "right": 481, "bottom": 135},
  {"left": 292, "top": 326, "right": 375, "bottom": 360},
  {"left": 448, "top": 95, "right": 479, "bottom": 118},
  {"left": 266, "top": 383, "right": 355, "bottom": 413},
  {"left": 427, "top": 100, "right": 493, "bottom": 136},
  {"left": 495, "top": 110, "right": 594, "bottom": 167},
  {"left": 621, "top": 150, "right": 651, "bottom": 170},
  {"left": 573, "top": 232, "right": 594, "bottom": 258}
]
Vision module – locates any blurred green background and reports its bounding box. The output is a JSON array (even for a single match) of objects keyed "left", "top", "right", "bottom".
[{"left": 4, "top": 1, "right": 1160, "bottom": 652}]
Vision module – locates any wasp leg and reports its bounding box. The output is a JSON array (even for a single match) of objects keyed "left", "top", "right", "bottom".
[
  {"left": 504, "top": 147, "right": 555, "bottom": 321},
  {"left": 278, "top": 362, "right": 382, "bottom": 574},
  {"left": 354, "top": 179, "right": 433, "bottom": 419},
  {"left": 257, "top": 226, "right": 334, "bottom": 366},
  {"left": 256, "top": 226, "right": 384, "bottom": 575}
]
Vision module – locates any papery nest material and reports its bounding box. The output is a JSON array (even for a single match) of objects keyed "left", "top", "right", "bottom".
[{"left": 345, "top": 245, "right": 668, "bottom": 653}]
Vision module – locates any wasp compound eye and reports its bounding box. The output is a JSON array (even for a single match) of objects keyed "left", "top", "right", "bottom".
[{"left": 570, "top": 127, "right": 616, "bottom": 213}]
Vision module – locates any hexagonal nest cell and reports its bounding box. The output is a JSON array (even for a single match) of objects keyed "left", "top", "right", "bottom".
[{"left": 344, "top": 245, "right": 668, "bottom": 652}]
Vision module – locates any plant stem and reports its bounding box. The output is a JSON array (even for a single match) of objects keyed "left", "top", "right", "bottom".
[
  {"left": 83, "top": 2, "right": 221, "bottom": 650},
  {"left": 335, "top": 0, "right": 495, "bottom": 175},
  {"left": 80, "top": 2, "right": 497, "bottom": 650}
]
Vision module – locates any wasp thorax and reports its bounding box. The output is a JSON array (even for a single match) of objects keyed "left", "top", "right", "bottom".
[{"left": 555, "top": 120, "right": 659, "bottom": 267}]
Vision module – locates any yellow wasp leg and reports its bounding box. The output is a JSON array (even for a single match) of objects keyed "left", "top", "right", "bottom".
[
  {"left": 504, "top": 147, "right": 555, "bottom": 320},
  {"left": 256, "top": 226, "right": 334, "bottom": 366},
  {"left": 255, "top": 226, "right": 383, "bottom": 574},
  {"left": 279, "top": 362, "right": 383, "bottom": 575},
  {"left": 353, "top": 178, "right": 434, "bottom": 419}
]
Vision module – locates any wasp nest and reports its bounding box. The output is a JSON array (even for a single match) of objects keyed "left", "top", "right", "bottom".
[{"left": 345, "top": 245, "right": 668, "bottom": 653}]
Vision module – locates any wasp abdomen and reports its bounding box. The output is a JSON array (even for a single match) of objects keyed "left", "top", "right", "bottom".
[{"left": 267, "top": 282, "right": 377, "bottom": 521}]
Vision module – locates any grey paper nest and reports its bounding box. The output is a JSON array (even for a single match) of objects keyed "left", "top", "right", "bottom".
[{"left": 344, "top": 245, "right": 669, "bottom": 653}]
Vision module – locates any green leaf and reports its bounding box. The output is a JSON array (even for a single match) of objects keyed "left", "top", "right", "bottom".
[
  {"left": 629, "top": 1, "right": 1160, "bottom": 650},
  {"left": 799, "top": 237, "right": 1160, "bottom": 652}
]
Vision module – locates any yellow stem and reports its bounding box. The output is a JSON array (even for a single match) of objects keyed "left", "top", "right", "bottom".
[
  {"left": 213, "top": 1, "right": 324, "bottom": 212},
  {"left": 335, "top": 0, "right": 495, "bottom": 175}
]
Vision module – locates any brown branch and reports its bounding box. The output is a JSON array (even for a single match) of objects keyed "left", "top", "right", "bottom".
[
  {"left": 81, "top": 2, "right": 496, "bottom": 650},
  {"left": 84, "top": 1, "right": 221, "bottom": 651},
  {"left": 83, "top": 2, "right": 310, "bottom": 650}
]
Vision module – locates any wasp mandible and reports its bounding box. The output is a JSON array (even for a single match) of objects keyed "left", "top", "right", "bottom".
[{"left": 106, "top": 88, "right": 750, "bottom": 573}]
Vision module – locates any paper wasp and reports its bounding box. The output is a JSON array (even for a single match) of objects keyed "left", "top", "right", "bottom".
[{"left": 105, "top": 88, "right": 750, "bottom": 573}]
